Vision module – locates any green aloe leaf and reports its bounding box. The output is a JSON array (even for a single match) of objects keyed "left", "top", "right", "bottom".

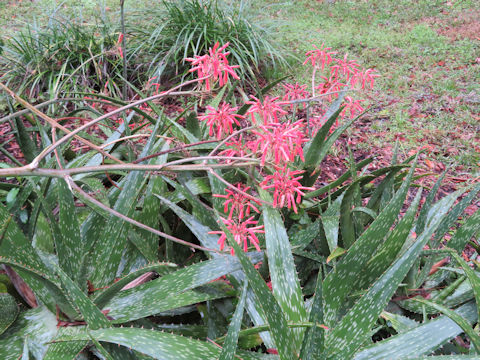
[
  {"left": 323, "top": 157, "right": 417, "bottom": 326},
  {"left": 434, "top": 184, "right": 480, "bottom": 245},
  {"left": 55, "top": 327, "right": 268, "bottom": 360},
  {"left": 104, "top": 255, "right": 261, "bottom": 322},
  {"left": 132, "top": 142, "right": 170, "bottom": 262},
  {"left": 52, "top": 263, "right": 110, "bottom": 329},
  {"left": 110, "top": 282, "right": 232, "bottom": 324},
  {"left": 89, "top": 335, "right": 115, "bottom": 360},
  {"left": 321, "top": 194, "right": 344, "bottom": 253},
  {"left": 56, "top": 178, "right": 82, "bottom": 283},
  {"left": 447, "top": 249, "right": 480, "bottom": 325},
  {"left": 0, "top": 205, "right": 78, "bottom": 318},
  {"left": 380, "top": 311, "right": 418, "bottom": 334},
  {"left": 91, "top": 125, "right": 164, "bottom": 287},
  {"left": 304, "top": 105, "right": 344, "bottom": 168},
  {"left": 0, "top": 293, "right": 18, "bottom": 335},
  {"left": 0, "top": 306, "right": 58, "bottom": 360},
  {"left": 261, "top": 190, "right": 308, "bottom": 345},
  {"left": 290, "top": 219, "right": 322, "bottom": 250},
  {"left": 354, "top": 301, "right": 477, "bottom": 359},
  {"left": 411, "top": 357, "right": 480, "bottom": 359},
  {"left": 158, "top": 192, "right": 275, "bottom": 347},
  {"left": 303, "top": 157, "right": 374, "bottom": 199},
  {"left": 413, "top": 298, "right": 480, "bottom": 353},
  {"left": 43, "top": 327, "right": 88, "bottom": 360},
  {"left": 339, "top": 180, "right": 358, "bottom": 249},
  {"left": 325, "top": 185, "right": 461, "bottom": 358},
  {"left": 448, "top": 210, "right": 480, "bottom": 253},
  {"left": 300, "top": 270, "right": 326, "bottom": 360},
  {"left": 357, "top": 188, "right": 422, "bottom": 290},
  {"left": 13, "top": 117, "right": 38, "bottom": 163},
  {"left": 156, "top": 194, "right": 220, "bottom": 250},
  {"left": 93, "top": 262, "right": 176, "bottom": 308},
  {"left": 416, "top": 171, "right": 446, "bottom": 235},
  {"left": 223, "top": 222, "right": 298, "bottom": 360},
  {"left": 219, "top": 279, "right": 248, "bottom": 360}
]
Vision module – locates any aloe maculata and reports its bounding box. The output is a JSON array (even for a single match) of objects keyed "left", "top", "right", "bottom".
[{"left": 1, "top": 41, "right": 480, "bottom": 359}]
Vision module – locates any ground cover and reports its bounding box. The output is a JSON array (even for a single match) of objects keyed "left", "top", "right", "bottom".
[{"left": 0, "top": 1, "right": 480, "bottom": 358}]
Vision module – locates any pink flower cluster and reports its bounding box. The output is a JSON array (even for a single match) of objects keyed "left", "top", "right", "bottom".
[
  {"left": 185, "top": 42, "right": 240, "bottom": 91},
  {"left": 260, "top": 168, "right": 314, "bottom": 214},
  {"left": 186, "top": 42, "right": 379, "bottom": 254},
  {"left": 210, "top": 185, "right": 263, "bottom": 255}
]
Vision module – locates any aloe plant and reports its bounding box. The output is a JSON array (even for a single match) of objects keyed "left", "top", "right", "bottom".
[{"left": 1, "top": 40, "right": 479, "bottom": 360}]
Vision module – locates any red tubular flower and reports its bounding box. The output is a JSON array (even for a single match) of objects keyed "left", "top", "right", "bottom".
[
  {"left": 116, "top": 33, "right": 124, "bottom": 59},
  {"left": 303, "top": 43, "right": 337, "bottom": 70},
  {"left": 343, "top": 96, "right": 365, "bottom": 119},
  {"left": 185, "top": 42, "right": 240, "bottom": 91},
  {"left": 282, "top": 82, "right": 310, "bottom": 109},
  {"left": 331, "top": 53, "right": 360, "bottom": 81},
  {"left": 218, "top": 135, "right": 253, "bottom": 161},
  {"left": 198, "top": 102, "right": 244, "bottom": 139},
  {"left": 213, "top": 183, "right": 261, "bottom": 220},
  {"left": 350, "top": 68, "right": 380, "bottom": 89},
  {"left": 251, "top": 120, "right": 308, "bottom": 166},
  {"left": 246, "top": 95, "right": 287, "bottom": 125},
  {"left": 209, "top": 216, "right": 264, "bottom": 255},
  {"left": 315, "top": 74, "right": 346, "bottom": 101},
  {"left": 260, "top": 168, "right": 314, "bottom": 213}
]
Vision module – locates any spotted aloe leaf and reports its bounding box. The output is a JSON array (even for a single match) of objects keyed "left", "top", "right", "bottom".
[
  {"left": 50, "top": 261, "right": 110, "bottom": 329},
  {"left": 447, "top": 249, "right": 480, "bottom": 324},
  {"left": 55, "top": 327, "right": 270, "bottom": 360},
  {"left": 223, "top": 222, "right": 298, "bottom": 360},
  {"left": 416, "top": 171, "right": 446, "bottom": 235},
  {"left": 324, "top": 185, "right": 461, "bottom": 358},
  {"left": 43, "top": 327, "right": 88, "bottom": 360},
  {"left": 303, "top": 104, "right": 344, "bottom": 168},
  {"left": 155, "top": 194, "right": 220, "bottom": 250},
  {"left": 380, "top": 311, "right": 418, "bottom": 334},
  {"left": 260, "top": 190, "right": 308, "bottom": 347},
  {"left": 323, "top": 157, "right": 418, "bottom": 326},
  {"left": 356, "top": 188, "right": 422, "bottom": 290},
  {"left": 0, "top": 293, "right": 18, "bottom": 336},
  {"left": 354, "top": 301, "right": 477, "bottom": 359},
  {"left": 411, "top": 357, "right": 480, "bottom": 359},
  {"left": 159, "top": 190, "right": 275, "bottom": 348},
  {"left": 219, "top": 279, "right": 248, "bottom": 360},
  {"left": 92, "top": 262, "right": 176, "bottom": 308},
  {"left": 445, "top": 211, "right": 480, "bottom": 260},
  {"left": 56, "top": 178, "right": 82, "bottom": 283},
  {"left": 91, "top": 123, "right": 165, "bottom": 287},
  {"left": 300, "top": 270, "right": 325, "bottom": 360},
  {"left": 0, "top": 306, "right": 58, "bottom": 360},
  {"left": 103, "top": 254, "right": 261, "bottom": 323},
  {"left": 414, "top": 185, "right": 473, "bottom": 289},
  {"left": 304, "top": 157, "right": 374, "bottom": 199},
  {"left": 321, "top": 193, "right": 344, "bottom": 253},
  {"left": 414, "top": 297, "right": 480, "bottom": 353},
  {"left": 132, "top": 142, "right": 171, "bottom": 262},
  {"left": 433, "top": 183, "right": 480, "bottom": 245},
  {"left": 0, "top": 205, "right": 78, "bottom": 318}
]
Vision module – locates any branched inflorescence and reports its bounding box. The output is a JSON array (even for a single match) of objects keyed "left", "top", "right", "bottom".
[{"left": 191, "top": 42, "right": 378, "bottom": 254}]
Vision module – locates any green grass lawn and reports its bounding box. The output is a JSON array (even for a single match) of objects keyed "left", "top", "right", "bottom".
[{"left": 1, "top": 0, "right": 479, "bottom": 174}]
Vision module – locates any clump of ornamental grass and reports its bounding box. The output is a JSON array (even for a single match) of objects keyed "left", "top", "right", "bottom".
[
  {"left": 0, "top": 18, "right": 122, "bottom": 99},
  {"left": 129, "top": 0, "right": 287, "bottom": 85}
]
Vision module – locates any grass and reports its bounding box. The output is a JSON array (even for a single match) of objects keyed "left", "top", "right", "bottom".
[
  {"left": 251, "top": 0, "right": 480, "bottom": 172},
  {"left": 1, "top": 0, "right": 479, "bottom": 173}
]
